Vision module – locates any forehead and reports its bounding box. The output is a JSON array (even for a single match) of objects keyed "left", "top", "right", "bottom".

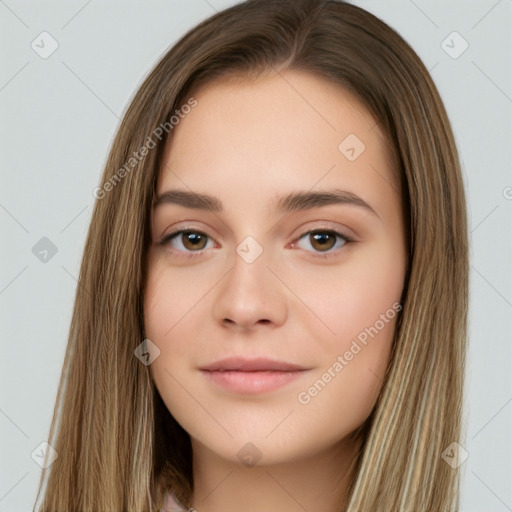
[{"left": 157, "top": 70, "right": 400, "bottom": 208}]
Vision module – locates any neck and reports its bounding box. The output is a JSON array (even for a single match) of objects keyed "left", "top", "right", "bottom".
[{"left": 188, "top": 435, "right": 362, "bottom": 512}]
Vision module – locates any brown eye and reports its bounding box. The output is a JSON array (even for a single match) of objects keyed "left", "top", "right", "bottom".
[
  {"left": 181, "top": 231, "right": 208, "bottom": 251},
  {"left": 309, "top": 231, "right": 337, "bottom": 252},
  {"left": 160, "top": 230, "right": 214, "bottom": 255},
  {"left": 294, "top": 229, "right": 350, "bottom": 256}
]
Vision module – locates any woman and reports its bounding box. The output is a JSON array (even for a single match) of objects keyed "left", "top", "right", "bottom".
[{"left": 33, "top": 0, "right": 469, "bottom": 510}]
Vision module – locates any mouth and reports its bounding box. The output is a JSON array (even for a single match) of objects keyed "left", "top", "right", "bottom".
[{"left": 200, "top": 357, "right": 310, "bottom": 394}]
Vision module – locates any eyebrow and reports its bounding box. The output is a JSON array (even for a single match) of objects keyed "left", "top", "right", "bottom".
[{"left": 153, "top": 188, "right": 381, "bottom": 220}]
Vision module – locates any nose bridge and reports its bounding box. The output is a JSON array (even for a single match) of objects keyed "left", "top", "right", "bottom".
[
  {"left": 233, "top": 239, "right": 267, "bottom": 287},
  {"left": 227, "top": 237, "right": 271, "bottom": 302},
  {"left": 212, "top": 235, "right": 287, "bottom": 329}
]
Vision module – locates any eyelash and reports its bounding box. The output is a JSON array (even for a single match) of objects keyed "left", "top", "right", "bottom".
[{"left": 158, "top": 228, "right": 353, "bottom": 260}]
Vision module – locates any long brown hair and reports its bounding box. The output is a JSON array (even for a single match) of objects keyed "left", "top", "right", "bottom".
[{"left": 33, "top": 1, "right": 468, "bottom": 510}]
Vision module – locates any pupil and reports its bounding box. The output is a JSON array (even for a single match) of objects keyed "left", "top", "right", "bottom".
[
  {"left": 184, "top": 232, "right": 205, "bottom": 249},
  {"left": 312, "top": 232, "right": 334, "bottom": 251}
]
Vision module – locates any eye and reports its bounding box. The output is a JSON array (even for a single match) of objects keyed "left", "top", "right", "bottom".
[
  {"left": 158, "top": 228, "right": 352, "bottom": 259},
  {"left": 159, "top": 230, "right": 215, "bottom": 255},
  {"left": 293, "top": 229, "right": 351, "bottom": 257}
]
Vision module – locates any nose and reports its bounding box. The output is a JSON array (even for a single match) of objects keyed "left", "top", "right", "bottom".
[{"left": 212, "top": 245, "right": 288, "bottom": 332}]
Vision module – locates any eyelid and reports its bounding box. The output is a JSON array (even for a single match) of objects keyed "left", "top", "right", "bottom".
[
  {"left": 157, "top": 220, "right": 220, "bottom": 245},
  {"left": 288, "top": 228, "right": 353, "bottom": 259},
  {"left": 157, "top": 222, "right": 355, "bottom": 258},
  {"left": 288, "top": 219, "right": 356, "bottom": 240},
  {"left": 158, "top": 227, "right": 217, "bottom": 257}
]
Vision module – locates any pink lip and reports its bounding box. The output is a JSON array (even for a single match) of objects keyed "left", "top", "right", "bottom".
[
  {"left": 200, "top": 357, "right": 310, "bottom": 394},
  {"left": 200, "top": 356, "right": 308, "bottom": 372}
]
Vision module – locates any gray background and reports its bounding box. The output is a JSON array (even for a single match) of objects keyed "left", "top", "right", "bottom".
[{"left": 1, "top": 1, "right": 511, "bottom": 510}]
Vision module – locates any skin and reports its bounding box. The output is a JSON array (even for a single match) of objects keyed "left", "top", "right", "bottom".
[{"left": 144, "top": 69, "right": 407, "bottom": 512}]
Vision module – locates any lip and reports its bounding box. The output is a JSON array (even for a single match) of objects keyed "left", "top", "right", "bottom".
[
  {"left": 200, "top": 357, "right": 310, "bottom": 394},
  {"left": 200, "top": 356, "right": 308, "bottom": 372}
]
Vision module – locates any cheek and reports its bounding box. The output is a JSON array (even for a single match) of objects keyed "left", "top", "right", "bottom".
[
  {"left": 143, "top": 262, "right": 200, "bottom": 402},
  {"left": 143, "top": 255, "right": 223, "bottom": 407},
  {"left": 295, "top": 310, "right": 398, "bottom": 444},
  {"left": 143, "top": 254, "right": 216, "bottom": 352},
  {"left": 143, "top": 263, "right": 203, "bottom": 430},
  {"left": 292, "top": 239, "right": 404, "bottom": 353},
  {"left": 291, "top": 243, "right": 403, "bottom": 427}
]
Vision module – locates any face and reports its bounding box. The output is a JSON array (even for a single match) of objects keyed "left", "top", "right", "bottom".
[{"left": 144, "top": 70, "right": 407, "bottom": 467}]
